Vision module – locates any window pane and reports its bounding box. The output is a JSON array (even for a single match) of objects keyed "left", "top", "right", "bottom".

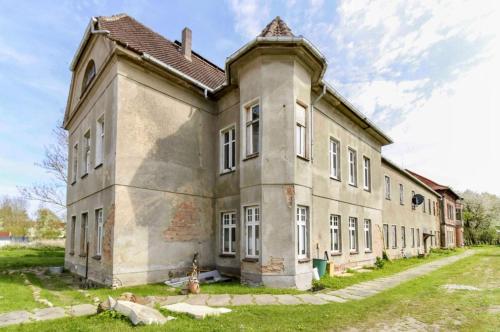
[
  {"left": 252, "top": 105, "right": 259, "bottom": 120},
  {"left": 223, "top": 228, "right": 229, "bottom": 252},
  {"left": 255, "top": 225, "right": 260, "bottom": 255},
  {"left": 231, "top": 227, "right": 236, "bottom": 253},
  {"left": 252, "top": 122, "right": 259, "bottom": 154}
]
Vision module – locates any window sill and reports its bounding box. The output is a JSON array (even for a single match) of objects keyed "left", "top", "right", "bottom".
[
  {"left": 329, "top": 176, "right": 341, "bottom": 182},
  {"left": 363, "top": 188, "right": 371, "bottom": 193},
  {"left": 364, "top": 250, "right": 372, "bottom": 254},
  {"left": 94, "top": 163, "right": 103, "bottom": 170},
  {"left": 348, "top": 183, "right": 357, "bottom": 188},
  {"left": 242, "top": 257, "right": 258, "bottom": 263},
  {"left": 296, "top": 155, "right": 310, "bottom": 162},
  {"left": 92, "top": 255, "right": 101, "bottom": 261},
  {"left": 243, "top": 153, "right": 259, "bottom": 161},
  {"left": 79, "top": 254, "right": 87, "bottom": 258},
  {"left": 349, "top": 251, "right": 359, "bottom": 255},
  {"left": 219, "top": 169, "right": 236, "bottom": 176},
  {"left": 385, "top": 197, "right": 391, "bottom": 200},
  {"left": 330, "top": 252, "right": 342, "bottom": 256},
  {"left": 71, "top": 180, "right": 77, "bottom": 186},
  {"left": 81, "top": 173, "right": 88, "bottom": 179},
  {"left": 298, "top": 258, "right": 311, "bottom": 263},
  {"left": 69, "top": 251, "right": 75, "bottom": 256},
  {"left": 219, "top": 253, "right": 236, "bottom": 258}
]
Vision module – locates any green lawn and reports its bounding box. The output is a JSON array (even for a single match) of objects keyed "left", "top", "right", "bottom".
[
  {"left": 316, "top": 247, "right": 465, "bottom": 290},
  {"left": 1, "top": 246, "right": 497, "bottom": 331},
  {"left": 0, "top": 246, "right": 64, "bottom": 269}
]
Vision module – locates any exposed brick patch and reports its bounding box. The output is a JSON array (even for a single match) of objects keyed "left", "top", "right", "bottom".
[
  {"left": 261, "top": 257, "right": 285, "bottom": 273},
  {"left": 283, "top": 185, "right": 295, "bottom": 208},
  {"left": 103, "top": 204, "right": 115, "bottom": 262},
  {"left": 163, "top": 201, "right": 202, "bottom": 241}
]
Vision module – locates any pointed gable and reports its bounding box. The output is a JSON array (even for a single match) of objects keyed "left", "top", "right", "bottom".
[{"left": 259, "top": 16, "right": 294, "bottom": 37}]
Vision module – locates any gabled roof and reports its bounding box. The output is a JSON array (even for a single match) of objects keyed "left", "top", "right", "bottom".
[
  {"left": 406, "top": 169, "right": 461, "bottom": 199},
  {"left": 259, "top": 16, "right": 294, "bottom": 37},
  {"left": 74, "top": 14, "right": 225, "bottom": 90},
  {"left": 382, "top": 157, "right": 440, "bottom": 197}
]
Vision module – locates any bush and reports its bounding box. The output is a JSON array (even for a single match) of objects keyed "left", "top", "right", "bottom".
[
  {"left": 311, "top": 279, "right": 325, "bottom": 292},
  {"left": 374, "top": 256, "right": 385, "bottom": 269},
  {"left": 382, "top": 250, "right": 391, "bottom": 261}
]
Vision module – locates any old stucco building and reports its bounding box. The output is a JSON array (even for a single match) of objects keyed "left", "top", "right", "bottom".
[{"left": 63, "top": 14, "right": 461, "bottom": 290}]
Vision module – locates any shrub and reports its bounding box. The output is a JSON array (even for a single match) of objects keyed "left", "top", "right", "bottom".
[
  {"left": 374, "top": 256, "right": 385, "bottom": 269},
  {"left": 382, "top": 250, "right": 391, "bottom": 261}
]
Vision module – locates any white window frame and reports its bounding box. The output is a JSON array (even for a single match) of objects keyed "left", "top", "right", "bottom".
[
  {"left": 80, "top": 212, "right": 88, "bottom": 255},
  {"left": 220, "top": 125, "right": 236, "bottom": 173},
  {"left": 401, "top": 226, "right": 406, "bottom": 248},
  {"left": 348, "top": 217, "right": 358, "bottom": 252},
  {"left": 329, "top": 138, "right": 340, "bottom": 179},
  {"left": 364, "top": 219, "right": 372, "bottom": 251},
  {"left": 296, "top": 206, "right": 308, "bottom": 259},
  {"left": 221, "top": 211, "right": 236, "bottom": 254},
  {"left": 245, "top": 206, "right": 260, "bottom": 258},
  {"left": 363, "top": 156, "right": 371, "bottom": 191},
  {"left": 417, "top": 228, "right": 421, "bottom": 247},
  {"left": 385, "top": 176, "right": 391, "bottom": 200},
  {"left": 383, "top": 223, "right": 389, "bottom": 249},
  {"left": 411, "top": 228, "right": 415, "bottom": 247},
  {"left": 399, "top": 184, "right": 404, "bottom": 205},
  {"left": 245, "top": 103, "right": 260, "bottom": 157},
  {"left": 82, "top": 130, "right": 91, "bottom": 176},
  {"left": 72, "top": 143, "right": 78, "bottom": 183},
  {"left": 95, "top": 208, "right": 104, "bottom": 256},
  {"left": 348, "top": 148, "right": 357, "bottom": 186},
  {"left": 95, "top": 116, "right": 104, "bottom": 167},
  {"left": 296, "top": 103, "right": 307, "bottom": 158},
  {"left": 391, "top": 224, "right": 397, "bottom": 248},
  {"left": 70, "top": 215, "right": 76, "bottom": 253},
  {"left": 330, "top": 214, "right": 341, "bottom": 253}
]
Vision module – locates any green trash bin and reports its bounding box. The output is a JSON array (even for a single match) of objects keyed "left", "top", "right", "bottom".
[{"left": 312, "top": 258, "right": 327, "bottom": 278}]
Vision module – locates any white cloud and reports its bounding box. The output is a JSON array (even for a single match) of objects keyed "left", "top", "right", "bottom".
[{"left": 228, "top": 0, "right": 271, "bottom": 39}]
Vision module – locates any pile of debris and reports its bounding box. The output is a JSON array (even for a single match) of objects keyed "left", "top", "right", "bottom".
[{"left": 98, "top": 293, "right": 175, "bottom": 326}]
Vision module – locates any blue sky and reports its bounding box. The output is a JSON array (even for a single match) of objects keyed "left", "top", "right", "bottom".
[{"left": 0, "top": 0, "right": 499, "bottom": 214}]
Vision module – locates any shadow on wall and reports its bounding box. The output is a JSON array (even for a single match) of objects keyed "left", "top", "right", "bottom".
[{"left": 127, "top": 106, "right": 215, "bottom": 284}]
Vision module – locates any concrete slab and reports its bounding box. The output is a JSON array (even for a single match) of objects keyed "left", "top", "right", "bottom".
[
  {"left": 206, "top": 294, "right": 232, "bottom": 307},
  {"left": 314, "top": 293, "right": 347, "bottom": 303},
  {"left": 295, "top": 294, "right": 328, "bottom": 305},
  {"left": 68, "top": 304, "right": 97, "bottom": 317},
  {"left": 185, "top": 294, "right": 210, "bottom": 305},
  {"left": 162, "top": 303, "right": 231, "bottom": 319},
  {"left": 160, "top": 295, "right": 187, "bottom": 305},
  {"left": 327, "top": 290, "right": 364, "bottom": 300},
  {"left": 230, "top": 294, "right": 254, "bottom": 306},
  {"left": 32, "top": 307, "right": 66, "bottom": 321},
  {"left": 0, "top": 311, "right": 31, "bottom": 327},
  {"left": 254, "top": 294, "right": 278, "bottom": 305},
  {"left": 274, "top": 294, "right": 302, "bottom": 305}
]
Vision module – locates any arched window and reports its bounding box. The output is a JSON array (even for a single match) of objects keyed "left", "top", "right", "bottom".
[{"left": 81, "top": 60, "right": 96, "bottom": 95}]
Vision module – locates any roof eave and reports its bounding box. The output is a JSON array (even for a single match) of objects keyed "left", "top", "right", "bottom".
[
  {"left": 322, "top": 82, "right": 393, "bottom": 146},
  {"left": 69, "top": 17, "right": 110, "bottom": 71},
  {"left": 382, "top": 156, "right": 441, "bottom": 197}
]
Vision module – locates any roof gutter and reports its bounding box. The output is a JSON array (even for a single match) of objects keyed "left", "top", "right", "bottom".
[
  {"left": 142, "top": 53, "right": 213, "bottom": 97},
  {"left": 69, "top": 17, "right": 110, "bottom": 71},
  {"left": 322, "top": 81, "right": 393, "bottom": 145},
  {"left": 224, "top": 36, "right": 328, "bottom": 84}
]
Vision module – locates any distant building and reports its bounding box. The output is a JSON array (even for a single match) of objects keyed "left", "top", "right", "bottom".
[{"left": 64, "top": 14, "right": 461, "bottom": 289}]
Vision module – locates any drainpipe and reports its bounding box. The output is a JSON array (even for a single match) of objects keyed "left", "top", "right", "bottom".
[{"left": 310, "top": 84, "right": 327, "bottom": 162}]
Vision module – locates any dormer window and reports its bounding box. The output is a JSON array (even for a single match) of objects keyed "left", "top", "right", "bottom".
[{"left": 81, "top": 60, "right": 96, "bottom": 95}]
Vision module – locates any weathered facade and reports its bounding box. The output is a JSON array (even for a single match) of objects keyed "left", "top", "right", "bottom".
[{"left": 64, "top": 15, "right": 461, "bottom": 290}]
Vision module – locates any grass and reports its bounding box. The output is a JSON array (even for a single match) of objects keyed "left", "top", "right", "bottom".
[
  {"left": 316, "top": 247, "right": 464, "bottom": 290},
  {"left": 1, "top": 246, "right": 497, "bottom": 331},
  {"left": 0, "top": 246, "right": 64, "bottom": 269}
]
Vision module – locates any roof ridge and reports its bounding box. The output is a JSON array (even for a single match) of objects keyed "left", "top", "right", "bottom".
[
  {"left": 259, "top": 16, "right": 294, "bottom": 37},
  {"left": 98, "top": 14, "right": 224, "bottom": 74}
]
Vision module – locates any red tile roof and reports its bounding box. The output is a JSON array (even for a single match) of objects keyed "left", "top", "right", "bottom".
[
  {"left": 259, "top": 16, "right": 294, "bottom": 37},
  {"left": 406, "top": 170, "right": 461, "bottom": 199},
  {"left": 96, "top": 14, "right": 226, "bottom": 89}
]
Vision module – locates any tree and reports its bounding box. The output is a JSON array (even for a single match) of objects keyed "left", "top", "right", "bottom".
[
  {"left": 18, "top": 123, "right": 67, "bottom": 209},
  {"left": 461, "top": 190, "right": 500, "bottom": 245},
  {"left": 34, "top": 208, "right": 65, "bottom": 239},
  {"left": 0, "top": 196, "right": 33, "bottom": 237}
]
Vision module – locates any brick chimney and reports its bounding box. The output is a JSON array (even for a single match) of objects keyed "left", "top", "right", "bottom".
[{"left": 182, "top": 27, "right": 192, "bottom": 61}]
